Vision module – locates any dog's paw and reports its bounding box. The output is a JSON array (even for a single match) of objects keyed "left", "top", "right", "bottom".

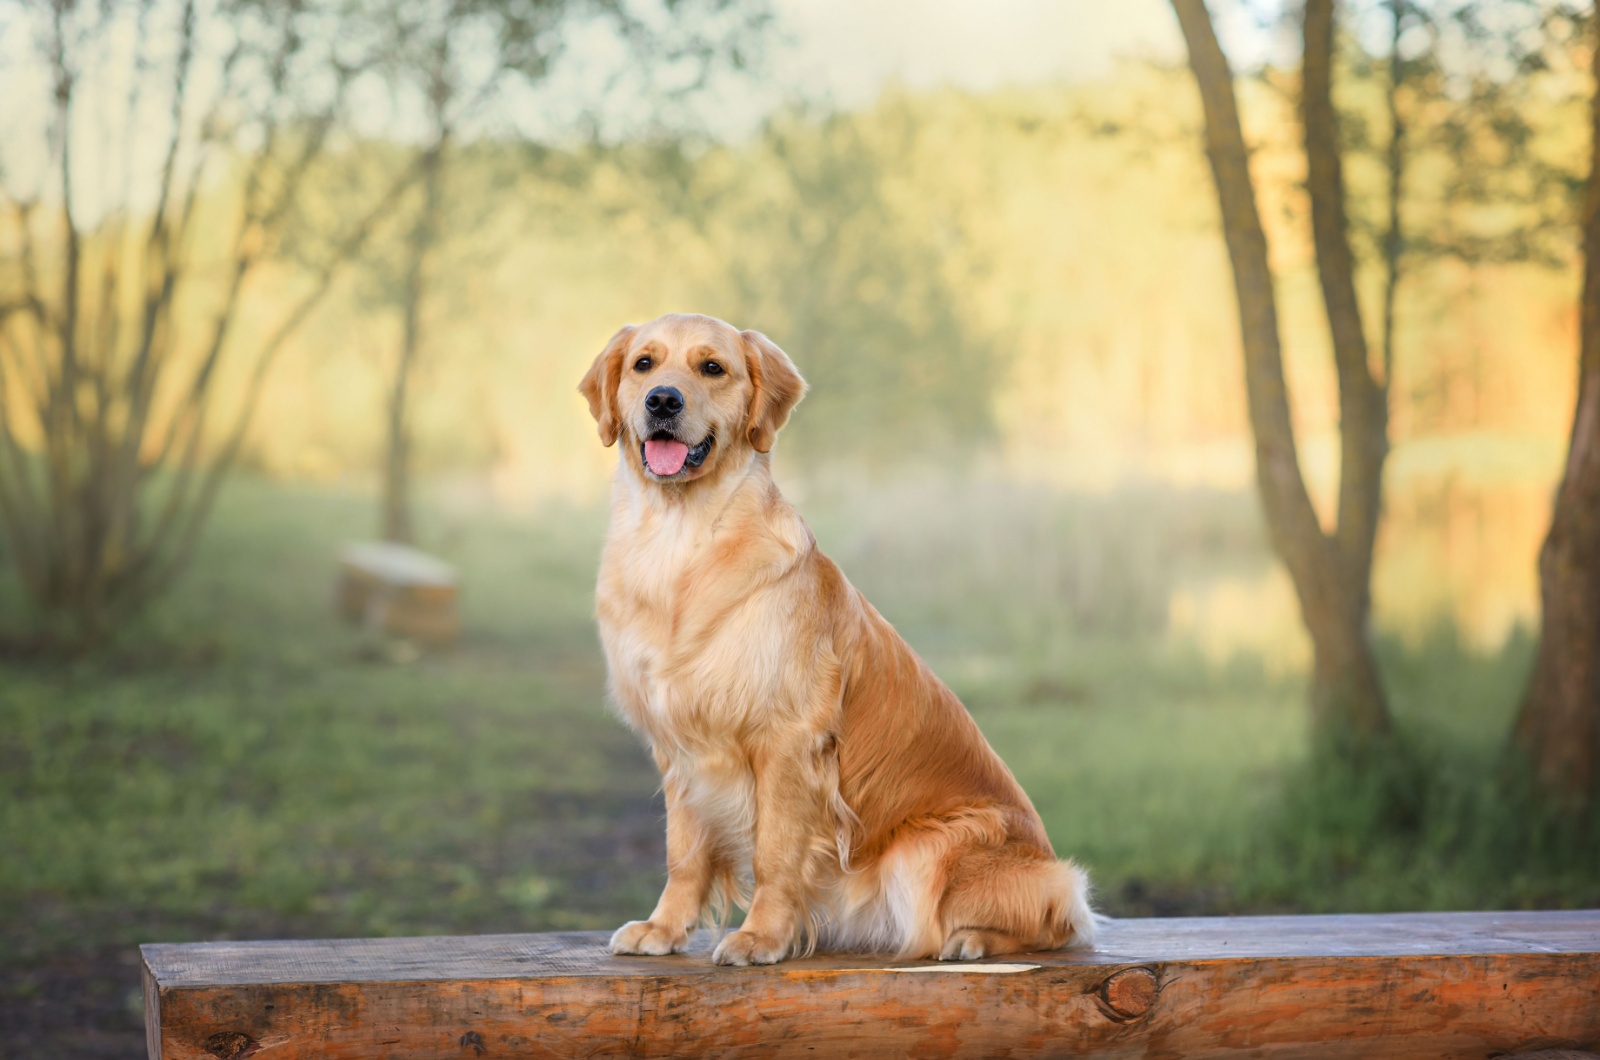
[
  {"left": 939, "top": 929, "right": 987, "bottom": 961},
  {"left": 940, "top": 928, "right": 1017, "bottom": 960},
  {"left": 610, "top": 920, "right": 686, "bottom": 956},
  {"left": 711, "top": 929, "right": 789, "bottom": 966}
]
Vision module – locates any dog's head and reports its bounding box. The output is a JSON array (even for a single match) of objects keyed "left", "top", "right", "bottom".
[{"left": 578, "top": 313, "right": 806, "bottom": 484}]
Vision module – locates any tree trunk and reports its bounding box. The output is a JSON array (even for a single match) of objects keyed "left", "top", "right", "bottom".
[
  {"left": 1513, "top": 8, "right": 1600, "bottom": 805},
  {"left": 382, "top": 136, "right": 445, "bottom": 546},
  {"left": 1300, "top": 0, "right": 1393, "bottom": 740},
  {"left": 1170, "top": 0, "right": 1392, "bottom": 743}
]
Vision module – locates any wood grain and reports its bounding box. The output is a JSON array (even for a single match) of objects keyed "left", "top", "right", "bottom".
[{"left": 142, "top": 910, "right": 1600, "bottom": 1059}]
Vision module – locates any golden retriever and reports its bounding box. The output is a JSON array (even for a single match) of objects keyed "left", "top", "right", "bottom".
[{"left": 578, "top": 312, "right": 1095, "bottom": 965}]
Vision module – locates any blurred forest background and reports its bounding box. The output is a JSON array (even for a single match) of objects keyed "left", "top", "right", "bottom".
[{"left": 3, "top": 0, "right": 1600, "bottom": 1054}]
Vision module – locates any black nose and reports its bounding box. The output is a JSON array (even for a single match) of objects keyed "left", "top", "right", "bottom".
[{"left": 645, "top": 386, "right": 683, "bottom": 417}]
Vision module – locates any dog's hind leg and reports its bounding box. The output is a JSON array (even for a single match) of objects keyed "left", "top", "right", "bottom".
[{"left": 933, "top": 843, "right": 1096, "bottom": 960}]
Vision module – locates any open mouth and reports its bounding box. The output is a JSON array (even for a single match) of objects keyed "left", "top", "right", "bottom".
[{"left": 641, "top": 431, "right": 713, "bottom": 478}]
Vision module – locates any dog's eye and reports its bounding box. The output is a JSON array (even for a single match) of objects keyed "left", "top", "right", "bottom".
[
  {"left": 633, "top": 357, "right": 652, "bottom": 372},
  {"left": 702, "top": 360, "right": 724, "bottom": 377}
]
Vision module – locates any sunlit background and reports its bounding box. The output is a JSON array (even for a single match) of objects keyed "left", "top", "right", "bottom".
[{"left": 2, "top": 0, "right": 1596, "bottom": 1054}]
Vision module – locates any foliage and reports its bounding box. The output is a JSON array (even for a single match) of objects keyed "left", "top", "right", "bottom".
[
  {"left": 1232, "top": 1, "right": 1593, "bottom": 298},
  {"left": 0, "top": 0, "right": 406, "bottom": 646},
  {"left": 510, "top": 107, "right": 1001, "bottom": 469},
  {"left": 215, "top": 67, "right": 1583, "bottom": 513},
  {"left": 691, "top": 108, "right": 999, "bottom": 464},
  {"left": 0, "top": 0, "right": 774, "bottom": 642}
]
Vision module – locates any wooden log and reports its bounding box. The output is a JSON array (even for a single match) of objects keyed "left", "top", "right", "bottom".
[
  {"left": 141, "top": 910, "right": 1600, "bottom": 1059},
  {"left": 335, "top": 541, "right": 459, "bottom": 646}
]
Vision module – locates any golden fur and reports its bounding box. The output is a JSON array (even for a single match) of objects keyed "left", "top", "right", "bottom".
[{"left": 578, "top": 313, "right": 1096, "bottom": 965}]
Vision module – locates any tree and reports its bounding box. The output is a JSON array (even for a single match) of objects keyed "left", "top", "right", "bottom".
[
  {"left": 333, "top": 0, "right": 770, "bottom": 545},
  {"left": 362, "top": 3, "right": 514, "bottom": 547},
  {"left": 1170, "top": 0, "right": 1393, "bottom": 744},
  {"left": 1514, "top": 0, "right": 1600, "bottom": 806},
  {"left": 382, "top": 28, "right": 450, "bottom": 547},
  {"left": 0, "top": 0, "right": 405, "bottom": 647},
  {"left": 0, "top": 0, "right": 770, "bottom": 639}
]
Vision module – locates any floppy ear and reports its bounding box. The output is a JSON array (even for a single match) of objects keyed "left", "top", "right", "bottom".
[
  {"left": 577, "top": 325, "right": 636, "bottom": 447},
  {"left": 741, "top": 330, "right": 807, "bottom": 454}
]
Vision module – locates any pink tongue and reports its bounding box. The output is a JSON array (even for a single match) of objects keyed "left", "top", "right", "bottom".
[{"left": 645, "top": 439, "right": 690, "bottom": 476}]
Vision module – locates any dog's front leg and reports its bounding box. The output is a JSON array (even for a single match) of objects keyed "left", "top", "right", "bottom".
[
  {"left": 611, "top": 759, "right": 719, "bottom": 956},
  {"left": 712, "top": 740, "right": 824, "bottom": 966}
]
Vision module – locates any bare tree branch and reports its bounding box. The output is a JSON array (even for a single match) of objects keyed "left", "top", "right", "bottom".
[
  {"left": 114, "top": 30, "right": 246, "bottom": 515},
  {"left": 145, "top": 68, "right": 353, "bottom": 494},
  {"left": 127, "top": 146, "right": 429, "bottom": 606}
]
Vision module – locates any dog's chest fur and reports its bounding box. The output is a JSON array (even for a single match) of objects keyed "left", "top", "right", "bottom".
[
  {"left": 594, "top": 471, "right": 827, "bottom": 861},
  {"left": 595, "top": 471, "right": 818, "bottom": 746}
]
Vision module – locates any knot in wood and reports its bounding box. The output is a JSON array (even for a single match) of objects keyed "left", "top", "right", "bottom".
[
  {"left": 203, "top": 1031, "right": 261, "bottom": 1059},
  {"left": 1100, "top": 967, "right": 1159, "bottom": 1020}
]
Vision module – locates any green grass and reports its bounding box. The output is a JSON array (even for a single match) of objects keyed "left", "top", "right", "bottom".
[
  {"left": 1241, "top": 624, "right": 1600, "bottom": 913},
  {"left": 0, "top": 481, "right": 657, "bottom": 960},
  {"left": 1, "top": 474, "right": 1594, "bottom": 973}
]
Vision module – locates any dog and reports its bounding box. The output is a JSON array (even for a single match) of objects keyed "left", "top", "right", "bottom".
[{"left": 579, "top": 313, "right": 1095, "bottom": 965}]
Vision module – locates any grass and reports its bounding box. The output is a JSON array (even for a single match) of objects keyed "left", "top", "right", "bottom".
[
  {"left": 0, "top": 484, "right": 651, "bottom": 959},
  {"left": 1242, "top": 623, "right": 1600, "bottom": 913},
  {"left": 1, "top": 473, "right": 1596, "bottom": 1054}
]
